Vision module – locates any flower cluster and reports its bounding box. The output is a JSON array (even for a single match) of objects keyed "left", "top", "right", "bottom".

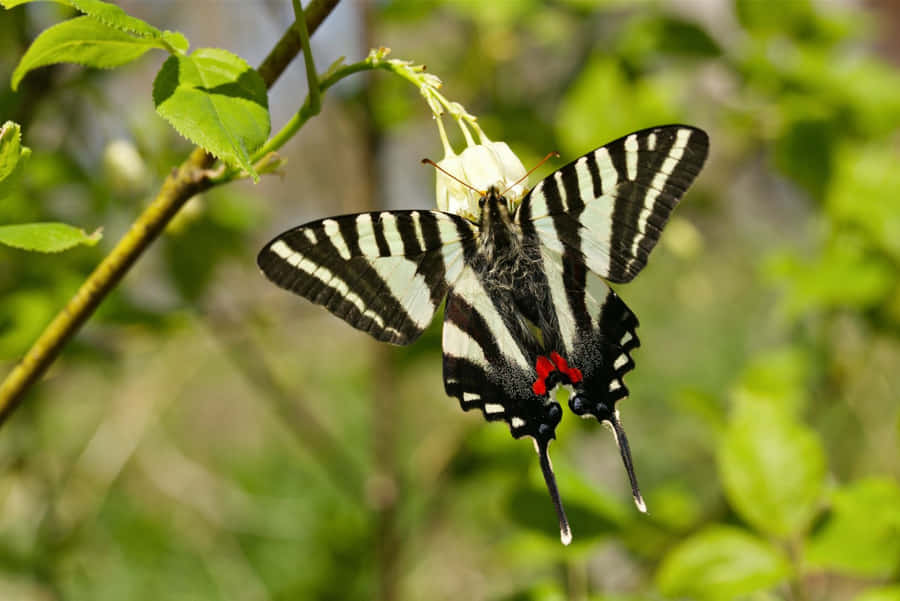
[
  {"left": 434, "top": 129, "right": 527, "bottom": 222},
  {"left": 384, "top": 51, "right": 528, "bottom": 221}
]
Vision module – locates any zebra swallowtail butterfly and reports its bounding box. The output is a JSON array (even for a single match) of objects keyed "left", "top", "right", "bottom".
[{"left": 258, "top": 125, "right": 709, "bottom": 544}]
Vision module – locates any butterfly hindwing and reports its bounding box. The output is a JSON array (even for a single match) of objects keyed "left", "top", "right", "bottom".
[
  {"left": 258, "top": 210, "right": 477, "bottom": 345},
  {"left": 442, "top": 265, "right": 572, "bottom": 542}
]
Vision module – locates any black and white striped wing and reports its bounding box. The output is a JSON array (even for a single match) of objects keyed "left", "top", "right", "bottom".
[
  {"left": 258, "top": 210, "right": 477, "bottom": 345},
  {"left": 517, "top": 125, "right": 709, "bottom": 283},
  {"left": 510, "top": 125, "right": 708, "bottom": 516},
  {"left": 442, "top": 265, "right": 573, "bottom": 542},
  {"left": 541, "top": 245, "right": 646, "bottom": 508}
]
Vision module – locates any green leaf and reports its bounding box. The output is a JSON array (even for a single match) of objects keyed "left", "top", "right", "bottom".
[
  {"left": 0, "top": 121, "right": 30, "bottom": 201},
  {"left": 11, "top": 16, "right": 163, "bottom": 91},
  {"left": 0, "top": 290, "right": 58, "bottom": 359},
  {"left": 854, "top": 586, "right": 900, "bottom": 601},
  {"left": 619, "top": 15, "right": 721, "bottom": 64},
  {"left": 2, "top": 0, "right": 188, "bottom": 52},
  {"left": 806, "top": 478, "right": 900, "bottom": 578},
  {"left": 0, "top": 121, "right": 23, "bottom": 182},
  {"left": 765, "top": 233, "right": 895, "bottom": 317},
  {"left": 733, "top": 347, "right": 810, "bottom": 417},
  {"left": 0, "top": 222, "right": 101, "bottom": 252},
  {"left": 69, "top": 0, "right": 163, "bottom": 38},
  {"left": 0, "top": 0, "right": 72, "bottom": 7},
  {"left": 718, "top": 401, "right": 826, "bottom": 537},
  {"left": 161, "top": 30, "right": 189, "bottom": 54},
  {"left": 68, "top": 0, "right": 188, "bottom": 52},
  {"left": 735, "top": 0, "right": 815, "bottom": 36},
  {"left": 773, "top": 118, "right": 836, "bottom": 201},
  {"left": 828, "top": 144, "right": 900, "bottom": 262},
  {"left": 153, "top": 49, "right": 270, "bottom": 181},
  {"left": 656, "top": 526, "right": 791, "bottom": 600}
]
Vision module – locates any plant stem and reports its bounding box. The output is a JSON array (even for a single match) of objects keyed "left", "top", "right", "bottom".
[
  {"left": 0, "top": 0, "right": 341, "bottom": 426},
  {"left": 293, "top": 0, "right": 321, "bottom": 116}
]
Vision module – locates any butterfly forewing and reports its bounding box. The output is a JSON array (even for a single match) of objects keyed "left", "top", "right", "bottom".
[
  {"left": 519, "top": 125, "right": 709, "bottom": 283},
  {"left": 258, "top": 210, "right": 476, "bottom": 345}
]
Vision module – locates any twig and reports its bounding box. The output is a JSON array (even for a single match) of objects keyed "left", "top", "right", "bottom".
[{"left": 0, "top": 0, "right": 341, "bottom": 426}]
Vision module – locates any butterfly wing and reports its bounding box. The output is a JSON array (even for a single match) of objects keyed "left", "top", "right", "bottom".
[
  {"left": 258, "top": 210, "right": 477, "bottom": 345},
  {"left": 442, "top": 264, "right": 574, "bottom": 544},
  {"left": 517, "top": 125, "right": 709, "bottom": 283},
  {"left": 513, "top": 125, "right": 708, "bottom": 510}
]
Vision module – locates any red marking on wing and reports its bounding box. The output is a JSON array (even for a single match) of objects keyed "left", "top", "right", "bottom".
[
  {"left": 532, "top": 352, "right": 582, "bottom": 396},
  {"left": 567, "top": 367, "right": 583, "bottom": 384},
  {"left": 536, "top": 355, "right": 555, "bottom": 379}
]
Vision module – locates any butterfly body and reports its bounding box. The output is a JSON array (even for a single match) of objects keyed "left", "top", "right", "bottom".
[{"left": 258, "top": 125, "right": 709, "bottom": 543}]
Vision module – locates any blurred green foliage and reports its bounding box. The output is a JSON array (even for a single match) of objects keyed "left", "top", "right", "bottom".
[{"left": 1, "top": 1, "right": 899, "bottom": 600}]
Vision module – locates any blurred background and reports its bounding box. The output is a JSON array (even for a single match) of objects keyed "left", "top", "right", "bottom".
[{"left": 1, "top": 1, "right": 899, "bottom": 600}]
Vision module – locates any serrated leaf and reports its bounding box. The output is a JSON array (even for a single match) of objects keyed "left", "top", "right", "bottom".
[
  {"left": 11, "top": 16, "right": 163, "bottom": 91},
  {"left": 806, "top": 478, "right": 900, "bottom": 578},
  {"left": 656, "top": 526, "right": 791, "bottom": 601},
  {"left": 153, "top": 48, "right": 270, "bottom": 180},
  {"left": 0, "top": 0, "right": 72, "bottom": 7},
  {"left": 69, "top": 0, "right": 162, "bottom": 38},
  {"left": 161, "top": 30, "right": 188, "bottom": 54},
  {"left": 2, "top": 0, "right": 188, "bottom": 53},
  {"left": 0, "top": 222, "right": 101, "bottom": 252},
  {"left": 718, "top": 402, "right": 826, "bottom": 538}
]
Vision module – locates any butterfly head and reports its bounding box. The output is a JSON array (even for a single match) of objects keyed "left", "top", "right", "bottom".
[{"left": 477, "top": 186, "right": 517, "bottom": 228}]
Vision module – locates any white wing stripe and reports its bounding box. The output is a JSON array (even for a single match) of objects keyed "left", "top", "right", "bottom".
[
  {"left": 541, "top": 249, "right": 577, "bottom": 354},
  {"left": 378, "top": 213, "right": 406, "bottom": 255},
  {"left": 528, "top": 180, "right": 548, "bottom": 219},
  {"left": 443, "top": 320, "right": 486, "bottom": 366},
  {"left": 411, "top": 211, "right": 427, "bottom": 253},
  {"left": 452, "top": 268, "right": 531, "bottom": 371},
  {"left": 323, "top": 219, "right": 351, "bottom": 260},
  {"left": 594, "top": 147, "right": 618, "bottom": 190},
  {"left": 574, "top": 157, "right": 593, "bottom": 200},
  {"left": 553, "top": 171, "right": 568, "bottom": 212},
  {"left": 355, "top": 213, "right": 380, "bottom": 256},
  {"left": 624, "top": 134, "right": 638, "bottom": 180}
]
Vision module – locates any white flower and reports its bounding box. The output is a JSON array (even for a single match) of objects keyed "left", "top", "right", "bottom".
[{"left": 435, "top": 139, "right": 528, "bottom": 221}]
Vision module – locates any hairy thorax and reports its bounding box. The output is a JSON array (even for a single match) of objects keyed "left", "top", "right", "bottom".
[{"left": 476, "top": 187, "right": 546, "bottom": 307}]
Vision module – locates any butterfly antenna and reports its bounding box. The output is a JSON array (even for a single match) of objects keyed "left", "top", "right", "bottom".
[
  {"left": 534, "top": 437, "right": 572, "bottom": 545},
  {"left": 606, "top": 413, "right": 647, "bottom": 513},
  {"left": 421, "top": 158, "right": 485, "bottom": 195},
  {"left": 501, "top": 151, "right": 560, "bottom": 197}
]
